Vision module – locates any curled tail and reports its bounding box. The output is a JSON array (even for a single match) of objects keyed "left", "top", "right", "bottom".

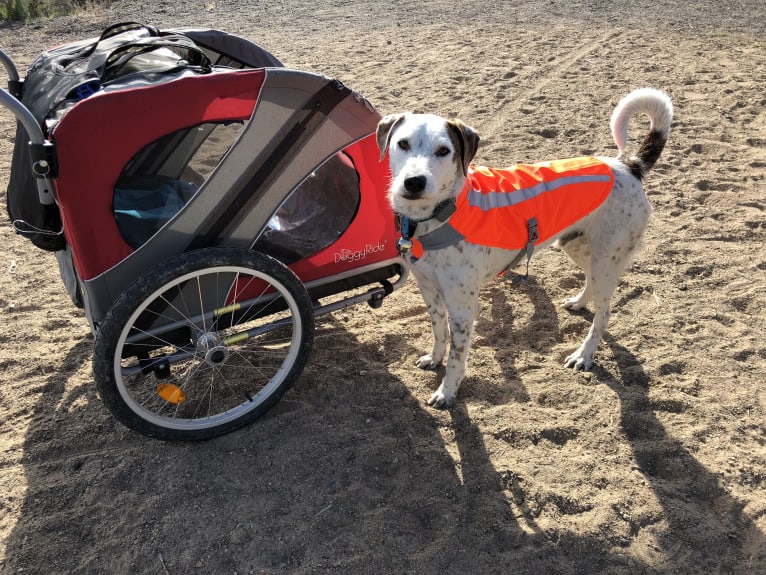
[{"left": 610, "top": 88, "right": 673, "bottom": 179}]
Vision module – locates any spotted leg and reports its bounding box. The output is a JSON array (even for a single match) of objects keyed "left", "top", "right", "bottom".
[
  {"left": 559, "top": 235, "right": 593, "bottom": 311},
  {"left": 412, "top": 270, "right": 449, "bottom": 370},
  {"left": 564, "top": 238, "right": 638, "bottom": 370},
  {"left": 427, "top": 296, "right": 481, "bottom": 409}
]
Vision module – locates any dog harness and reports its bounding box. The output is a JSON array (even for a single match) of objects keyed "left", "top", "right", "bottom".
[{"left": 398, "top": 157, "right": 614, "bottom": 265}]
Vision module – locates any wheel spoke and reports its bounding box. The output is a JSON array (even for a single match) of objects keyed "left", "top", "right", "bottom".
[{"left": 95, "top": 249, "right": 314, "bottom": 440}]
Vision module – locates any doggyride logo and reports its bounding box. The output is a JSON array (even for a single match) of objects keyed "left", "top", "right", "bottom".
[{"left": 333, "top": 242, "right": 386, "bottom": 263}]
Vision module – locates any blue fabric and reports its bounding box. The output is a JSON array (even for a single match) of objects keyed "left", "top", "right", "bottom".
[{"left": 114, "top": 178, "right": 197, "bottom": 248}]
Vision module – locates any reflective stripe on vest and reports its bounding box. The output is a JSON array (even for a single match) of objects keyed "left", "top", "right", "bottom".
[{"left": 414, "top": 157, "right": 613, "bottom": 256}]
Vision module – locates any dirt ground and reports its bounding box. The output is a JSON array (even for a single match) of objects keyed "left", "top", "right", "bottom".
[{"left": 0, "top": 1, "right": 765, "bottom": 573}]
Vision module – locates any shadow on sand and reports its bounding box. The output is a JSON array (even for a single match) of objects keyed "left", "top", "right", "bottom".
[{"left": 2, "top": 295, "right": 763, "bottom": 574}]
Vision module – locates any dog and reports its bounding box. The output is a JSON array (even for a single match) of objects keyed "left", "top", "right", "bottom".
[{"left": 376, "top": 88, "right": 673, "bottom": 408}]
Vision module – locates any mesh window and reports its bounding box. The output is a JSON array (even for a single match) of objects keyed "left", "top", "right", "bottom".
[
  {"left": 254, "top": 152, "right": 361, "bottom": 263},
  {"left": 114, "top": 122, "right": 360, "bottom": 259},
  {"left": 114, "top": 122, "right": 245, "bottom": 248}
]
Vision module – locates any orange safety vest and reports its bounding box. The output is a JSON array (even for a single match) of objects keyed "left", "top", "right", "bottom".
[{"left": 408, "top": 157, "right": 614, "bottom": 259}]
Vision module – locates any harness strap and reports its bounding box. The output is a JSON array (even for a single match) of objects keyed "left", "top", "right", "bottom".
[
  {"left": 418, "top": 223, "right": 465, "bottom": 250},
  {"left": 503, "top": 217, "right": 538, "bottom": 284}
]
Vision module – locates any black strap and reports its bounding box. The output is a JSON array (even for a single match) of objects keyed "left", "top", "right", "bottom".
[
  {"left": 99, "top": 22, "right": 159, "bottom": 43},
  {"left": 7, "top": 79, "right": 23, "bottom": 99},
  {"left": 59, "top": 22, "right": 159, "bottom": 67},
  {"left": 102, "top": 36, "right": 212, "bottom": 82}
]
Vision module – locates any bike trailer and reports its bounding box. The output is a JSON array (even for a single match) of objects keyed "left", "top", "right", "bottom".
[{"left": 1, "top": 24, "right": 405, "bottom": 440}]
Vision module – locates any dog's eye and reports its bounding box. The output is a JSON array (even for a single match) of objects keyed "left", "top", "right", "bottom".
[
  {"left": 435, "top": 146, "right": 451, "bottom": 157},
  {"left": 397, "top": 139, "right": 410, "bottom": 151}
]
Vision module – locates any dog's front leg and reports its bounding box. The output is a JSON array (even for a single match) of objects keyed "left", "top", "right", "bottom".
[
  {"left": 412, "top": 271, "right": 449, "bottom": 369},
  {"left": 427, "top": 301, "right": 479, "bottom": 409}
]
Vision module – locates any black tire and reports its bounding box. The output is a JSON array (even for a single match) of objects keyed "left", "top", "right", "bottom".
[{"left": 93, "top": 248, "right": 314, "bottom": 440}]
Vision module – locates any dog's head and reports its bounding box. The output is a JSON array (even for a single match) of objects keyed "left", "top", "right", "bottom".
[{"left": 376, "top": 113, "right": 479, "bottom": 219}]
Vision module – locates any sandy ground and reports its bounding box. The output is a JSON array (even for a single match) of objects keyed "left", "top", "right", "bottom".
[{"left": 0, "top": 1, "right": 765, "bottom": 573}]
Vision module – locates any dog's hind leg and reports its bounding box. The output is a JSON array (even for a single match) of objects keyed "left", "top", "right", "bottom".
[
  {"left": 564, "top": 176, "right": 652, "bottom": 370},
  {"left": 558, "top": 234, "right": 593, "bottom": 311},
  {"left": 563, "top": 253, "right": 619, "bottom": 371},
  {"left": 564, "top": 224, "right": 647, "bottom": 370}
]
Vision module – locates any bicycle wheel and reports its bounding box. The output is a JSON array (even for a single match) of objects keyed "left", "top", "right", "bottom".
[{"left": 93, "top": 248, "right": 314, "bottom": 440}]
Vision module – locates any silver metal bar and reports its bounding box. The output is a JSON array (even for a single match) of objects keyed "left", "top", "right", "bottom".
[
  {"left": 0, "top": 50, "right": 56, "bottom": 206},
  {"left": 0, "top": 49, "right": 19, "bottom": 81}
]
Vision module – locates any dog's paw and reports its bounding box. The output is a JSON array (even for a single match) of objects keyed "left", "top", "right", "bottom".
[
  {"left": 564, "top": 349, "right": 593, "bottom": 371},
  {"left": 561, "top": 295, "right": 588, "bottom": 311},
  {"left": 415, "top": 354, "right": 440, "bottom": 370},
  {"left": 427, "top": 388, "right": 454, "bottom": 409}
]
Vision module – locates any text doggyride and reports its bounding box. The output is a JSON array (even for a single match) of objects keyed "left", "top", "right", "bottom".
[{"left": 333, "top": 242, "right": 386, "bottom": 263}]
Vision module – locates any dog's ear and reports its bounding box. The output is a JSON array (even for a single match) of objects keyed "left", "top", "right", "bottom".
[
  {"left": 376, "top": 113, "right": 407, "bottom": 162},
  {"left": 446, "top": 119, "right": 480, "bottom": 176}
]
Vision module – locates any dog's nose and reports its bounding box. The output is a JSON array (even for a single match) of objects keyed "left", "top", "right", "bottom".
[{"left": 403, "top": 175, "right": 427, "bottom": 196}]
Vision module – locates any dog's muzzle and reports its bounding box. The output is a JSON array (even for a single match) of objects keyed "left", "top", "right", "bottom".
[{"left": 403, "top": 175, "right": 427, "bottom": 198}]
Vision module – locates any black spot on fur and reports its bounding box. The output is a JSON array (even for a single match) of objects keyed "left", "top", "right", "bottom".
[
  {"left": 558, "top": 230, "right": 584, "bottom": 246},
  {"left": 626, "top": 159, "right": 643, "bottom": 180},
  {"left": 446, "top": 119, "right": 480, "bottom": 177},
  {"left": 626, "top": 129, "right": 668, "bottom": 179}
]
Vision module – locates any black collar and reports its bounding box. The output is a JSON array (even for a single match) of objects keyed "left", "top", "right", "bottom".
[{"left": 396, "top": 198, "right": 456, "bottom": 254}]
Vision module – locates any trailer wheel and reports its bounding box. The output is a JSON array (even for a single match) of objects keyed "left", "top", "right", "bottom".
[{"left": 93, "top": 248, "right": 314, "bottom": 441}]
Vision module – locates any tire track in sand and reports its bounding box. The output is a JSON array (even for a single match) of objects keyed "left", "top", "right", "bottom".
[{"left": 483, "top": 29, "right": 622, "bottom": 137}]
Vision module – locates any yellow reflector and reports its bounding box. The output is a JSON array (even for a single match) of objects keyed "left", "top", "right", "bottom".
[
  {"left": 157, "top": 383, "right": 186, "bottom": 404},
  {"left": 222, "top": 332, "right": 249, "bottom": 346},
  {"left": 215, "top": 303, "right": 241, "bottom": 317}
]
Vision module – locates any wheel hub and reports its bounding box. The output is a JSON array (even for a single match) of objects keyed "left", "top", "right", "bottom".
[
  {"left": 205, "top": 345, "right": 229, "bottom": 366},
  {"left": 196, "top": 333, "right": 229, "bottom": 366}
]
